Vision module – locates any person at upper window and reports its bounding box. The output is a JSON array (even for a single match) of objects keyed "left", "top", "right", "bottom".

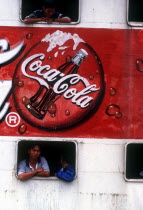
[
  {"left": 23, "top": 1, "right": 71, "bottom": 24},
  {"left": 18, "top": 144, "right": 50, "bottom": 181}
]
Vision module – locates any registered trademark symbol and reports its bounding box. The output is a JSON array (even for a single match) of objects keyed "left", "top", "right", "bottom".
[{"left": 5, "top": 112, "right": 20, "bottom": 127}]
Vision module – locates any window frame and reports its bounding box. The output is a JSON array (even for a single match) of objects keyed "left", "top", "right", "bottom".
[
  {"left": 19, "top": 0, "right": 80, "bottom": 25},
  {"left": 16, "top": 139, "right": 78, "bottom": 180},
  {"left": 125, "top": 142, "right": 143, "bottom": 182},
  {"left": 127, "top": 0, "right": 143, "bottom": 27}
]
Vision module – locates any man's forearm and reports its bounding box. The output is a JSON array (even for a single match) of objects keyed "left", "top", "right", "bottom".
[
  {"left": 24, "top": 17, "right": 71, "bottom": 24},
  {"left": 23, "top": 18, "right": 44, "bottom": 24},
  {"left": 55, "top": 17, "right": 71, "bottom": 23},
  {"left": 36, "top": 171, "right": 50, "bottom": 177},
  {"left": 18, "top": 170, "right": 38, "bottom": 181}
]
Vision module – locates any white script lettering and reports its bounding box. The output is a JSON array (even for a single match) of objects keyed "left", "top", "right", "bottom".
[{"left": 22, "top": 53, "right": 99, "bottom": 108}]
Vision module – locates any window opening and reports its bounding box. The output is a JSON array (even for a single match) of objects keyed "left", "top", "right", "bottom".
[
  {"left": 127, "top": 0, "right": 143, "bottom": 26},
  {"left": 17, "top": 140, "right": 77, "bottom": 179},
  {"left": 125, "top": 143, "right": 143, "bottom": 181},
  {"left": 20, "top": 0, "right": 80, "bottom": 24}
]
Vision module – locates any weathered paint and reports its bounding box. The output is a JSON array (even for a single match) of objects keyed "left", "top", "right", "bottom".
[{"left": 0, "top": 136, "right": 142, "bottom": 210}]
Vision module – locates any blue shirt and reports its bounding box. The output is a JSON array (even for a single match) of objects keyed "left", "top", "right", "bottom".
[
  {"left": 56, "top": 165, "right": 75, "bottom": 182},
  {"left": 18, "top": 156, "right": 50, "bottom": 175}
]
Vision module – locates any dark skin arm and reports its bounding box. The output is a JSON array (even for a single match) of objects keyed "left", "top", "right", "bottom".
[
  {"left": 36, "top": 170, "right": 50, "bottom": 177},
  {"left": 23, "top": 17, "right": 71, "bottom": 24},
  {"left": 18, "top": 168, "right": 50, "bottom": 181},
  {"left": 23, "top": 17, "right": 45, "bottom": 24},
  {"left": 54, "top": 17, "right": 71, "bottom": 23}
]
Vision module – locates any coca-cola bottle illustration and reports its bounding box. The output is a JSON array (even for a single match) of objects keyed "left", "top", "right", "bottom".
[
  {"left": 22, "top": 49, "right": 88, "bottom": 119},
  {"left": 58, "top": 48, "right": 88, "bottom": 74}
]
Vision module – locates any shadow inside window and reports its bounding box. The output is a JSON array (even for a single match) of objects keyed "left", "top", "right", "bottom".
[{"left": 126, "top": 143, "right": 143, "bottom": 180}]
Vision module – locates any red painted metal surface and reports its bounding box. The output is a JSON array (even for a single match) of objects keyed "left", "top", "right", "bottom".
[{"left": 0, "top": 26, "right": 142, "bottom": 139}]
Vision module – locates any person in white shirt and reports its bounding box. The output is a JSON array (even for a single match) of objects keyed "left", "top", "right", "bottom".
[{"left": 18, "top": 144, "right": 50, "bottom": 181}]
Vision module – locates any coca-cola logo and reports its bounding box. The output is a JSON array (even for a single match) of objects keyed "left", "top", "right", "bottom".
[{"left": 13, "top": 30, "right": 105, "bottom": 130}]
